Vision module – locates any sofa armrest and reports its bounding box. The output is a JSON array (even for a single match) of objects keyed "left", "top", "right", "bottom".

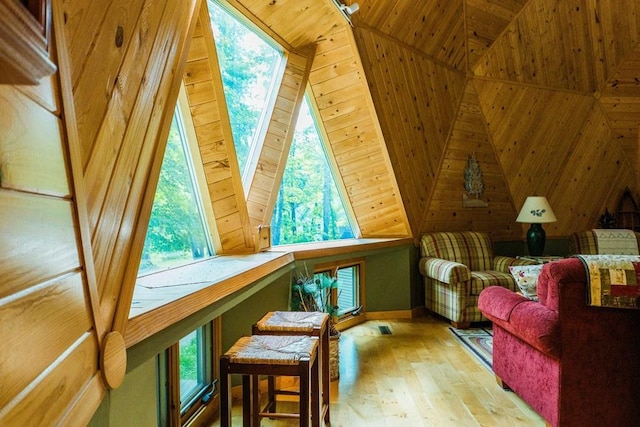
[
  {"left": 419, "top": 257, "right": 470, "bottom": 284},
  {"left": 479, "top": 286, "right": 560, "bottom": 358},
  {"left": 493, "top": 256, "right": 537, "bottom": 273}
]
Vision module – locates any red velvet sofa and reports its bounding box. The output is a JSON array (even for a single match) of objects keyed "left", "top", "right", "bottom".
[{"left": 478, "top": 257, "right": 640, "bottom": 427}]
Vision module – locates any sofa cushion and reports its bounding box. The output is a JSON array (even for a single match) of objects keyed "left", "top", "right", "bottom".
[{"left": 470, "top": 270, "right": 514, "bottom": 296}]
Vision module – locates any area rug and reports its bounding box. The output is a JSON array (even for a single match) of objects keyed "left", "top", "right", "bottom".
[{"left": 449, "top": 327, "right": 493, "bottom": 371}]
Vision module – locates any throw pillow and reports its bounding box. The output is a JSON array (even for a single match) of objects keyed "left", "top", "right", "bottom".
[{"left": 509, "top": 264, "right": 543, "bottom": 301}]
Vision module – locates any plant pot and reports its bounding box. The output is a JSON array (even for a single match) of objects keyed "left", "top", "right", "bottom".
[{"left": 329, "top": 331, "right": 340, "bottom": 381}]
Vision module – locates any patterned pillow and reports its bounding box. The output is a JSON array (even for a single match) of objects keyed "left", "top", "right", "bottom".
[{"left": 509, "top": 264, "right": 543, "bottom": 301}]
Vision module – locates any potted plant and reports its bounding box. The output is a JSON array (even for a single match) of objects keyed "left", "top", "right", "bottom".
[{"left": 290, "top": 265, "right": 341, "bottom": 380}]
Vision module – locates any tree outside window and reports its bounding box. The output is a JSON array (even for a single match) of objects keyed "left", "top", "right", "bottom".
[{"left": 271, "top": 96, "right": 355, "bottom": 245}]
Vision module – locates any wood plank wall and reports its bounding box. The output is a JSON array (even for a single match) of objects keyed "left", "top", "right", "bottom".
[
  {"left": 0, "top": 4, "right": 102, "bottom": 424},
  {"left": 353, "top": 27, "right": 467, "bottom": 238},
  {"left": 309, "top": 26, "right": 411, "bottom": 237},
  {"left": 183, "top": 3, "right": 255, "bottom": 253},
  {"left": 0, "top": 0, "right": 200, "bottom": 423},
  {"left": 350, "top": 0, "right": 640, "bottom": 240},
  {"left": 245, "top": 46, "right": 316, "bottom": 229},
  {"left": 62, "top": 0, "right": 201, "bottom": 329}
]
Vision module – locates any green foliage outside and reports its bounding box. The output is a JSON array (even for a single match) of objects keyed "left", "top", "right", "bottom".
[
  {"left": 271, "top": 100, "right": 355, "bottom": 245},
  {"left": 179, "top": 331, "right": 201, "bottom": 402},
  {"left": 139, "top": 114, "right": 211, "bottom": 275},
  {"left": 208, "top": 0, "right": 282, "bottom": 176}
]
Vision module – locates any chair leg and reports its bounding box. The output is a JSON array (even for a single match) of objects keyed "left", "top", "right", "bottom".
[
  {"left": 311, "top": 354, "right": 320, "bottom": 427},
  {"left": 451, "top": 320, "right": 470, "bottom": 329},
  {"left": 267, "top": 375, "right": 276, "bottom": 413}
]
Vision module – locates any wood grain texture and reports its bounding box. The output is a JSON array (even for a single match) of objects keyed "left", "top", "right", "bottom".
[
  {"left": 0, "top": 86, "right": 69, "bottom": 196},
  {"left": 183, "top": 2, "right": 255, "bottom": 254},
  {"left": 245, "top": 47, "right": 314, "bottom": 230},
  {"left": 310, "top": 26, "right": 411, "bottom": 238},
  {"left": 0, "top": 333, "right": 99, "bottom": 426},
  {"left": 0, "top": 191, "right": 80, "bottom": 299},
  {"left": 0, "top": 273, "right": 91, "bottom": 409},
  {"left": 353, "top": 27, "right": 465, "bottom": 237},
  {"left": 354, "top": 0, "right": 467, "bottom": 70},
  {"left": 422, "top": 81, "right": 519, "bottom": 241}
]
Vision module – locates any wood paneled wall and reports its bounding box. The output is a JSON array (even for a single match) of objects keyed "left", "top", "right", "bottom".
[
  {"left": 6, "top": 0, "right": 640, "bottom": 423},
  {"left": 352, "top": 0, "right": 640, "bottom": 240},
  {"left": 183, "top": 4, "right": 255, "bottom": 253},
  {"left": 353, "top": 28, "right": 466, "bottom": 237},
  {"left": 309, "top": 27, "right": 411, "bottom": 237},
  {"left": 1, "top": 0, "right": 201, "bottom": 423},
  {"left": 0, "top": 11, "right": 101, "bottom": 426},
  {"left": 63, "top": 0, "right": 201, "bottom": 330}
]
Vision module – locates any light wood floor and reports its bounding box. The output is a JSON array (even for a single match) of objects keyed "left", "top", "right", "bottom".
[{"left": 212, "top": 316, "right": 546, "bottom": 427}]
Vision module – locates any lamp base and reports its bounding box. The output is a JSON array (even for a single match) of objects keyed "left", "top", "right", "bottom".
[{"left": 526, "top": 223, "right": 546, "bottom": 256}]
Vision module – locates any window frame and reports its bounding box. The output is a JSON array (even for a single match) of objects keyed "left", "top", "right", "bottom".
[
  {"left": 207, "top": 0, "right": 287, "bottom": 194},
  {"left": 314, "top": 257, "right": 365, "bottom": 328},
  {"left": 162, "top": 318, "right": 221, "bottom": 426}
]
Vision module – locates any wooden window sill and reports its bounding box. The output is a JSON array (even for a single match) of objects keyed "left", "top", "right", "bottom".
[{"left": 125, "top": 238, "right": 411, "bottom": 347}]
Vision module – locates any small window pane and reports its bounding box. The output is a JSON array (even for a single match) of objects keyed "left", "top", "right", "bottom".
[
  {"left": 179, "top": 329, "right": 205, "bottom": 404},
  {"left": 337, "top": 266, "right": 359, "bottom": 315}
]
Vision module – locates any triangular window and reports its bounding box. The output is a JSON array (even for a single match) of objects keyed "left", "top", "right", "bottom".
[
  {"left": 138, "top": 105, "right": 213, "bottom": 275},
  {"left": 271, "top": 96, "right": 355, "bottom": 245},
  {"left": 207, "top": 0, "right": 284, "bottom": 189}
]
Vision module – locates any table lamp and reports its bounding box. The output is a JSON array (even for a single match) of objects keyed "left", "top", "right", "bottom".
[{"left": 516, "top": 196, "right": 557, "bottom": 256}]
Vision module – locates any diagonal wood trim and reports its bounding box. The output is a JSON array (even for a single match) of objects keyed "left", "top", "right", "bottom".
[
  {"left": 245, "top": 44, "right": 317, "bottom": 230},
  {"left": 183, "top": 1, "right": 255, "bottom": 254}
]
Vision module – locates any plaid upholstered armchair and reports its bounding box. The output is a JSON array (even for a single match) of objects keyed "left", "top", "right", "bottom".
[{"left": 419, "top": 231, "right": 535, "bottom": 328}]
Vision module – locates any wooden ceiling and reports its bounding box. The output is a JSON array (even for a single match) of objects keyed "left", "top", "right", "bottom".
[{"left": 233, "top": 0, "right": 640, "bottom": 240}]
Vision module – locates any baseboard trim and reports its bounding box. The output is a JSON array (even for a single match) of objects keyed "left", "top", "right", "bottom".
[{"left": 365, "top": 309, "right": 413, "bottom": 320}]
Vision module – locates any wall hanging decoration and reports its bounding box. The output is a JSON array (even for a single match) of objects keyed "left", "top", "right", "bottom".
[{"left": 463, "top": 153, "right": 488, "bottom": 207}]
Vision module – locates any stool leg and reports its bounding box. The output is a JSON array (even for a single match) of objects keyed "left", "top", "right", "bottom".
[
  {"left": 220, "top": 357, "right": 231, "bottom": 427},
  {"left": 267, "top": 375, "right": 276, "bottom": 413},
  {"left": 242, "top": 375, "right": 251, "bottom": 427},
  {"left": 251, "top": 374, "right": 261, "bottom": 426},
  {"left": 300, "top": 359, "right": 310, "bottom": 427},
  {"left": 311, "top": 355, "right": 320, "bottom": 427},
  {"left": 321, "top": 330, "right": 330, "bottom": 424}
]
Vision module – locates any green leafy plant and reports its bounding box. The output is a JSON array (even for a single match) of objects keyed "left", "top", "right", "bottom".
[{"left": 291, "top": 264, "right": 340, "bottom": 336}]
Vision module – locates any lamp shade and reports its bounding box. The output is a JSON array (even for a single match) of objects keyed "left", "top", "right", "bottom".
[{"left": 516, "top": 196, "right": 557, "bottom": 224}]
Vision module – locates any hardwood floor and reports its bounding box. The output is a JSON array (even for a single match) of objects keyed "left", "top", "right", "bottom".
[{"left": 212, "top": 316, "right": 546, "bottom": 426}]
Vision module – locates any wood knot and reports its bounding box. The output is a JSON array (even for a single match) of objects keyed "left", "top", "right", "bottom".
[{"left": 115, "top": 25, "right": 124, "bottom": 48}]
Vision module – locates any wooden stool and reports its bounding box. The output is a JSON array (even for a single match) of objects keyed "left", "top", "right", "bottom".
[
  {"left": 220, "top": 334, "right": 319, "bottom": 427},
  {"left": 252, "top": 311, "right": 330, "bottom": 425}
]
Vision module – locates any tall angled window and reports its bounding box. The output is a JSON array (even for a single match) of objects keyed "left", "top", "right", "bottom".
[
  {"left": 139, "top": 106, "right": 213, "bottom": 275},
  {"left": 271, "top": 96, "right": 355, "bottom": 245},
  {"left": 207, "top": 0, "right": 284, "bottom": 186}
]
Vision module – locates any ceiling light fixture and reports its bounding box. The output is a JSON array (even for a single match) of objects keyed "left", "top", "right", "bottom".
[{"left": 332, "top": 0, "right": 360, "bottom": 26}]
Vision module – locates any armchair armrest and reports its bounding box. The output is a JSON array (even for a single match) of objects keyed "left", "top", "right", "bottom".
[
  {"left": 419, "top": 257, "right": 470, "bottom": 284},
  {"left": 493, "top": 256, "right": 537, "bottom": 273}
]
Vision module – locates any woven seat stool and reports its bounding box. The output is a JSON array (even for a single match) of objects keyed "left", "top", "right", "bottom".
[
  {"left": 252, "top": 311, "right": 330, "bottom": 425},
  {"left": 220, "top": 334, "right": 319, "bottom": 427}
]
